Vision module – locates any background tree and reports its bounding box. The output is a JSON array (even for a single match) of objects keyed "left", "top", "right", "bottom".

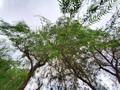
[
  {"left": 0, "top": 38, "right": 27, "bottom": 90},
  {"left": 0, "top": 21, "right": 50, "bottom": 90}
]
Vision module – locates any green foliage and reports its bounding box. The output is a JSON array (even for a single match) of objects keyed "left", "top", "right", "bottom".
[
  {"left": 0, "top": 39, "right": 27, "bottom": 90},
  {"left": 0, "top": 16, "right": 111, "bottom": 89},
  {"left": 41, "top": 17, "right": 111, "bottom": 89},
  {"left": 0, "top": 0, "right": 120, "bottom": 89},
  {"left": 58, "top": 0, "right": 82, "bottom": 17},
  {"left": 58, "top": 0, "right": 117, "bottom": 25},
  {"left": 0, "top": 67, "right": 28, "bottom": 90},
  {"left": 0, "top": 15, "right": 120, "bottom": 89}
]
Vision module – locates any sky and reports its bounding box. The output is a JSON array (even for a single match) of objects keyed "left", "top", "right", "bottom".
[
  {"left": 0, "top": 0, "right": 62, "bottom": 29},
  {"left": 0, "top": 0, "right": 114, "bottom": 29}
]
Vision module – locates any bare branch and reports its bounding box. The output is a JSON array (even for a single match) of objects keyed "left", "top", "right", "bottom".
[{"left": 99, "top": 65, "right": 116, "bottom": 76}]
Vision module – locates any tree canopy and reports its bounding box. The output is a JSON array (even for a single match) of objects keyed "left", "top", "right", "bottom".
[{"left": 0, "top": 0, "right": 120, "bottom": 90}]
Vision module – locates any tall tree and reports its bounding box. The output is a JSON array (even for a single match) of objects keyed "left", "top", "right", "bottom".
[
  {"left": 1, "top": 0, "right": 120, "bottom": 88},
  {"left": 0, "top": 18, "right": 99, "bottom": 90},
  {"left": 0, "top": 21, "right": 50, "bottom": 90},
  {"left": 58, "top": 0, "right": 120, "bottom": 84},
  {"left": 38, "top": 17, "right": 109, "bottom": 90}
]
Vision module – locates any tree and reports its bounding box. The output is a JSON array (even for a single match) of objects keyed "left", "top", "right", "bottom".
[
  {"left": 0, "top": 38, "right": 27, "bottom": 90},
  {"left": 26, "top": 17, "right": 109, "bottom": 90},
  {"left": 58, "top": 0, "right": 120, "bottom": 85},
  {"left": 0, "top": 16, "right": 116, "bottom": 90},
  {"left": 0, "top": 0, "right": 120, "bottom": 89},
  {"left": 47, "top": 17, "right": 113, "bottom": 90},
  {"left": 0, "top": 66, "right": 28, "bottom": 90},
  {"left": 0, "top": 21, "right": 50, "bottom": 90},
  {"left": 0, "top": 18, "right": 100, "bottom": 90},
  {"left": 90, "top": 28, "right": 120, "bottom": 83}
]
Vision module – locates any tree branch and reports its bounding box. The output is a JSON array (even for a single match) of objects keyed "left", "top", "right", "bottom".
[{"left": 99, "top": 65, "right": 116, "bottom": 76}]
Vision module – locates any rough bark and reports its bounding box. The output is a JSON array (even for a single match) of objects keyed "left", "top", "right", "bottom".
[{"left": 18, "top": 62, "right": 45, "bottom": 90}]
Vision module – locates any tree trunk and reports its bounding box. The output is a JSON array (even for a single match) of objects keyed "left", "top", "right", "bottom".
[
  {"left": 88, "top": 83, "right": 96, "bottom": 90},
  {"left": 117, "top": 76, "right": 120, "bottom": 84},
  {"left": 78, "top": 76, "right": 96, "bottom": 90},
  {"left": 116, "top": 73, "right": 120, "bottom": 84},
  {"left": 18, "top": 62, "right": 41, "bottom": 90}
]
